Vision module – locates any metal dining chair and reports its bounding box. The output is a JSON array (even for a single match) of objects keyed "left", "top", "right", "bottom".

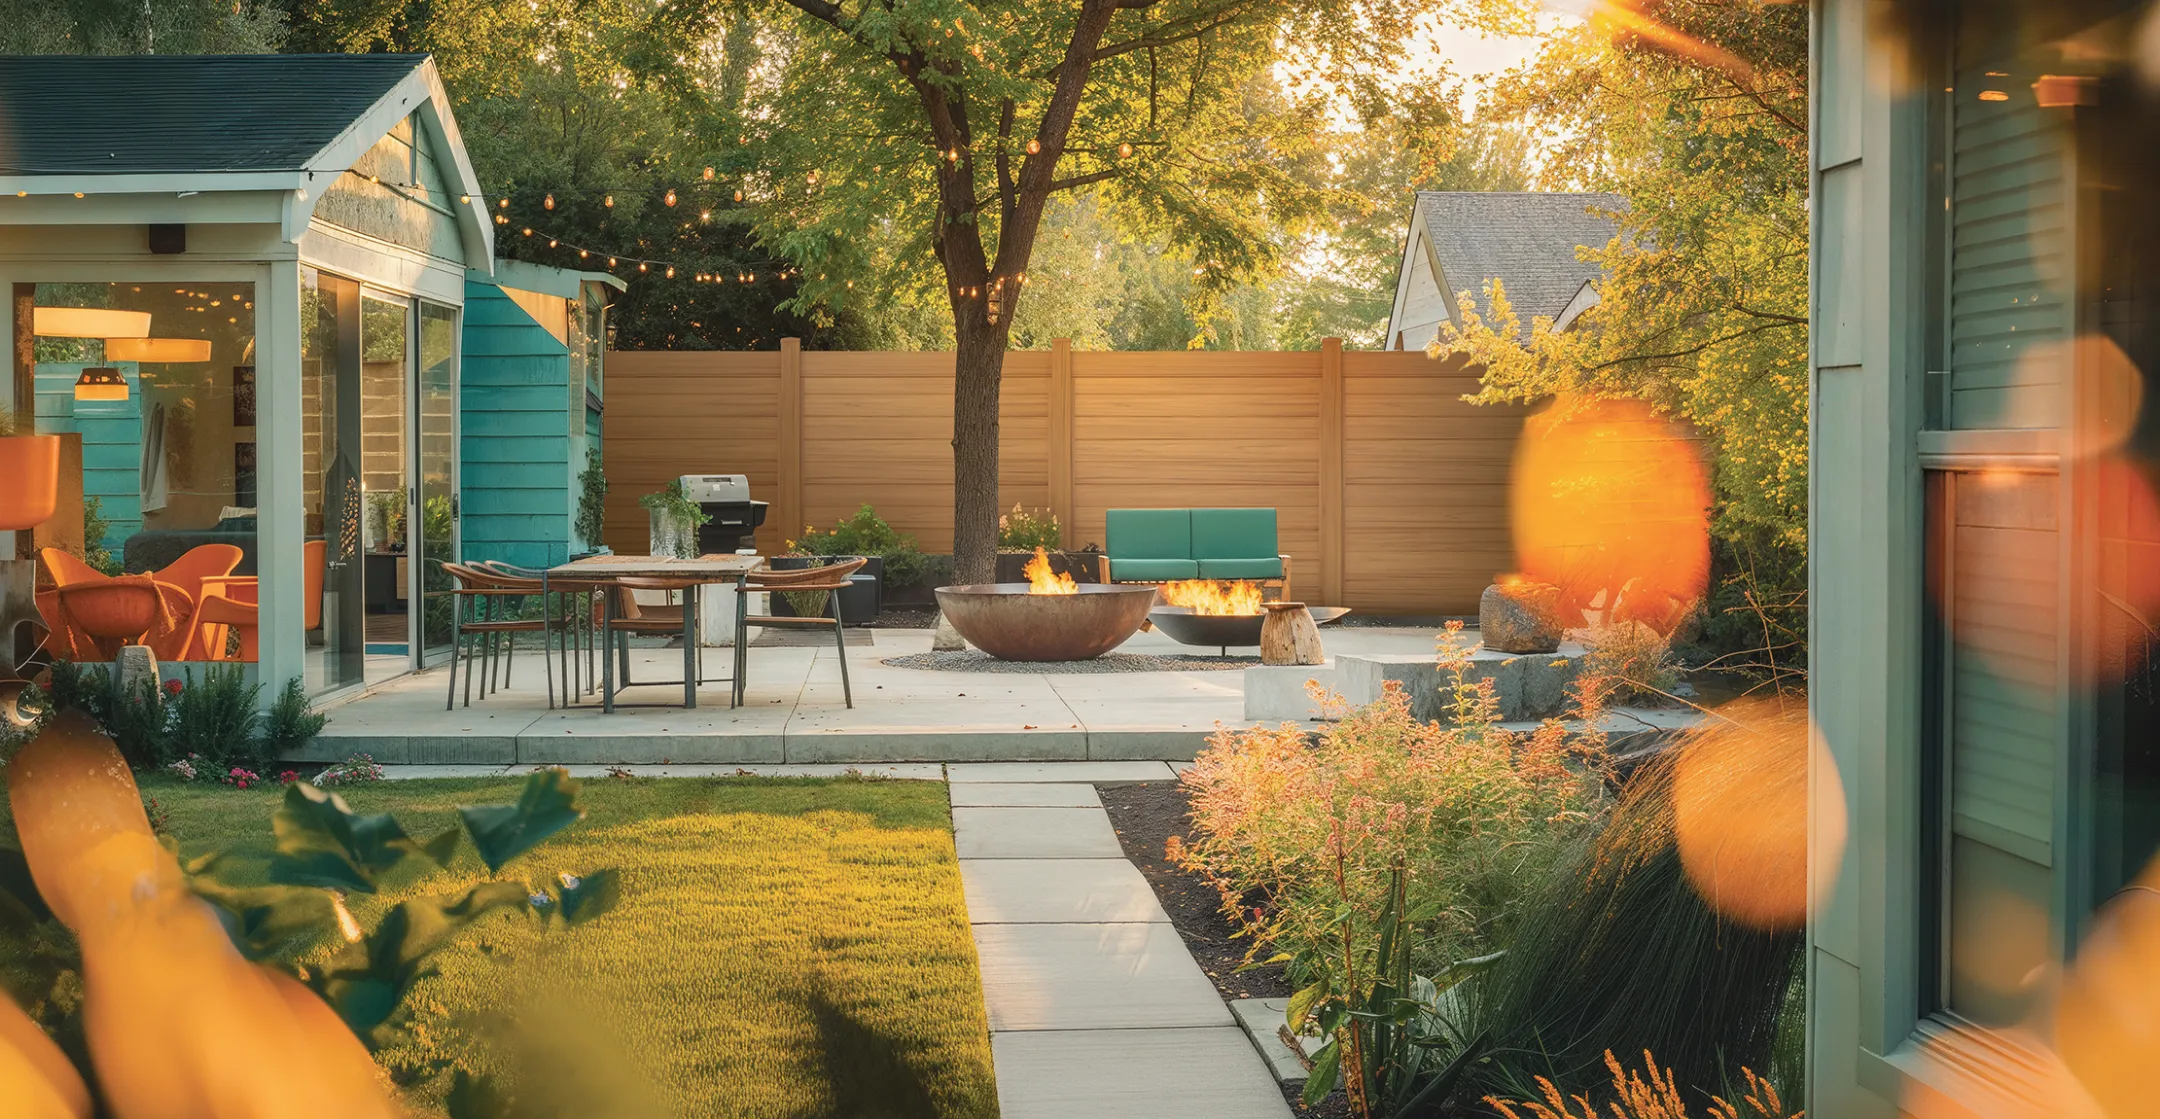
[
  {"left": 592, "top": 574, "right": 732, "bottom": 710},
  {"left": 442, "top": 563, "right": 567, "bottom": 710},
  {"left": 729, "top": 558, "right": 867, "bottom": 709}
]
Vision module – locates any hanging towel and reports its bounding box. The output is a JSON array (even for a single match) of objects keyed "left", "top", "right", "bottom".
[{"left": 140, "top": 399, "right": 170, "bottom": 513}]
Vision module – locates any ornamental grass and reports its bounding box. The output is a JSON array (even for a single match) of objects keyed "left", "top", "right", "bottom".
[{"left": 1174, "top": 624, "right": 1612, "bottom": 976}]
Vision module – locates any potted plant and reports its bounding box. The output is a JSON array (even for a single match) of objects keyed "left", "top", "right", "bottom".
[
  {"left": 992, "top": 504, "right": 1096, "bottom": 584},
  {"left": 0, "top": 405, "right": 61, "bottom": 532},
  {"left": 639, "top": 480, "right": 709, "bottom": 559},
  {"left": 777, "top": 504, "right": 925, "bottom": 622}
]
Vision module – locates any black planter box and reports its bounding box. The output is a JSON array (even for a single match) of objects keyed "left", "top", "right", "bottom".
[
  {"left": 767, "top": 554, "right": 880, "bottom": 625},
  {"left": 993, "top": 550, "right": 1101, "bottom": 585}
]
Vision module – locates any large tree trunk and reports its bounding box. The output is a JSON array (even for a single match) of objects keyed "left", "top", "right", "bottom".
[{"left": 951, "top": 317, "right": 1007, "bottom": 585}]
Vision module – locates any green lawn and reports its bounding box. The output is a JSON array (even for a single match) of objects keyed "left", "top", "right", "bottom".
[{"left": 4, "top": 774, "right": 999, "bottom": 1119}]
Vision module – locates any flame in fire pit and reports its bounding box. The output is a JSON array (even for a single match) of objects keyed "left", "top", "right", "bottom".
[
  {"left": 1024, "top": 547, "right": 1077, "bottom": 594},
  {"left": 1159, "top": 579, "right": 1263, "bottom": 615}
]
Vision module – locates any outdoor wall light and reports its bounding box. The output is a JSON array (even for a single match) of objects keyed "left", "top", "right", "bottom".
[
  {"left": 72, "top": 367, "right": 128, "bottom": 402},
  {"left": 33, "top": 307, "right": 151, "bottom": 338},
  {"left": 105, "top": 337, "right": 211, "bottom": 363}
]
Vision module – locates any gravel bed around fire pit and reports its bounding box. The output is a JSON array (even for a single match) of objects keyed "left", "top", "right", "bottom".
[{"left": 881, "top": 650, "right": 1260, "bottom": 673}]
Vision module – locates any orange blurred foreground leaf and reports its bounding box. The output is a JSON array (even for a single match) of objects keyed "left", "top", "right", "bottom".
[
  {"left": 4, "top": 710, "right": 153, "bottom": 932},
  {"left": 0, "top": 992, "right": 91, "bottom": 1118}
]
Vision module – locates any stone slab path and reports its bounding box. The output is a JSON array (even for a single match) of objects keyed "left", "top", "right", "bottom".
[{"left": 952, "top": 769, "right": 1291, "bottom": 1119}]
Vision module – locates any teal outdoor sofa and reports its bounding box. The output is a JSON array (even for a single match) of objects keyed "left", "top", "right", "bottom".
[{"left": 1096, "top": 508, "right": 1291, "bottom": 596}]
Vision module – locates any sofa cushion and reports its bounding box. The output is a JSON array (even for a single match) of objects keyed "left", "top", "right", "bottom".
[
  {"left": 1105, "top": 509, "right": 1191, "bottom": 560},
  {"left": 1190, "top": 508, "right": 1277, "bottom": 561},
  {"left": 1108, "top": 557, "right": 1200, "bottom": 581},
  {"left": 1198, "top": 557, "right": 1283, "bottom": 580}
]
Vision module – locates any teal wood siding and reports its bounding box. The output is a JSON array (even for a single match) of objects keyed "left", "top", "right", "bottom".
[
  {"left": 460, "top": 280, "right": 573, "bottom": 568},
  {"left": 33, "top": 363, "right": 144, "bottom": 549}
]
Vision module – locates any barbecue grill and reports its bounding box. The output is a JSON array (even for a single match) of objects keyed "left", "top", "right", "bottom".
[{"left": 680, "top": 474, "right": 769, "bottom": 554}]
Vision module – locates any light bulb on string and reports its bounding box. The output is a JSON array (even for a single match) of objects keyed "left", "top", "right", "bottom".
[
  {"left": 1026, "top": 139, "right": 1040, "bottom": 155},
  {"left": 499, "top": 198, "right": 509, "bottom": 209},
  {"left": 700, "top": 210, "right": 711, "bottom": 223},
  {"left": 703, "top": 166, "right": 715, "bottom": 181},
  {"left": 459, "top": 194, "right": 471, "bottom": 204},
  {"left": 807, "top": 170, "right": 819, "bottom": 185},
  {"left": 608, "top": 257, "right": 617, "bottom": 267},
  {"left": 522, "top": 227, "right": 533, "bottom": 236},
  {"left": 604, "top": 195, "right": 614, "bottom": 208},
  {"left": 579, "top": 249, "right": 589, "bottom": 259},
  {"left": 549, "top": 239, "right": 558, "bottom": 248},
  {"left": 664, "top": 189, "right": 677, "bottom": 206},
  {"left": 638, "top": 262, "right": 648, "bottom": 272},
  {"left": 544, "top": 193, "right": 555, "bottom": 209},
  {"left": 665, "top": 266, "right": 675, "bottom": 278},
  {"left": 1117, "top": 142, "right": 1133, "bottom": 158}
]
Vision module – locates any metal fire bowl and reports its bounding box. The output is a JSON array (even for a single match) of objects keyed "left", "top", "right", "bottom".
[
  {"left": 1149, "top": 605, "right": 1352, "bottom": 651},
  {"left": 935, "top": 583, "right": 1159, "bottom": 661}
]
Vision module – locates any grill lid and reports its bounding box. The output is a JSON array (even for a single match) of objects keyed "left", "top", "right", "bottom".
[{"left": 680, "top": 474, "right": 751, "bottom": 504}]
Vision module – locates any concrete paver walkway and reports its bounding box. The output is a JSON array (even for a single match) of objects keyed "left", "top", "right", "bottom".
[{"left": 952, "top": 770, "right": 1291, "bottom": 1119}]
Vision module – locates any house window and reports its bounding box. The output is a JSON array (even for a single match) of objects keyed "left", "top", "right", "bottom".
[{"left": 1922, "top": 0, "right": 2160, "bottom": 1028}]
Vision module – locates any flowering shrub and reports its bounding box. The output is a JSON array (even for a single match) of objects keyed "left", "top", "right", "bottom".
[
  {"left": 164, "top": 754, "right": 203, "bottom": 781},
  {"left": 1176, "top": 624, "right": 1612, "bottom": 974},
  {"left": 997, "top": 504, "right": 1062, "bottom": 552},
  {"left": 222, "top": 767, "right": 261, "bottom": 789},
  {"left": 313, "top": 753, "right": 384, "bottom": 787}
]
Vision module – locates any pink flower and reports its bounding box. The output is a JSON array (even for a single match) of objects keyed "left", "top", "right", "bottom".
[{"left": 163, "top": 679, "right": 183, "bottom": 696}]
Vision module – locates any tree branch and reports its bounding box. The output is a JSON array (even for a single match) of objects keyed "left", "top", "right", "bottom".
[
  {"left": 1047, "top": 168, "right": 1120, "bottom": 193},
  {"left": 1731, "top": 303, "right": 1806, "bottom": 325},
  {"left": 1586, "top": 320, "right": 1799, "bottom": 371},
  {"left": 1092, "top": 5, "right": 1250, "bottom": 64}
]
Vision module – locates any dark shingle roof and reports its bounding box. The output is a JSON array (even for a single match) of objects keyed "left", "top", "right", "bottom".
[
  {"left": 0, "top": 54, "right": 427, "bottom": 175},
  {"left": 1417, "top": 191, "right": 1626, "bottom": 333}
]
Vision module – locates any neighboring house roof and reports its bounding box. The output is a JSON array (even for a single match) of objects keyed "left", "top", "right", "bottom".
[
  {"left": 1384, "top": 191, "right": 1626, "bottom": 349},
  {"left": 0, "top": 54, "right": 430, "bottom": 174}
]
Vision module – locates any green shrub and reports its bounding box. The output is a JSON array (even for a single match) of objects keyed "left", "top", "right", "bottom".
[
  {"left": 1176, "top": 624, "right": 1609, "bottom": 977},
  {"left": 792, "top": 504, "right": 927, "bottom": 588},
  {"left": 169, "top": 664, "right": 264, "bottom": 768},
  {"left": 575, "top": 448, "right": 609, "bottom": 549},
  {"left": 264, "top": 676, "right": 328, "bottom": 758},
  {"left": 996, "top": 504, "right": 1062, "bottom": 552}
]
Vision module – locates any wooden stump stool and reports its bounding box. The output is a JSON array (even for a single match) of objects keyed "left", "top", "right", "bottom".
[{"left": 1260, "top": 601, "right": 1325, "bottom": 666}]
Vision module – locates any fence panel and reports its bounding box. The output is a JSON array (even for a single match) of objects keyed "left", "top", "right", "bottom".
[{"left": 603, "top": 342, "right": 1530, "bottom": 612}]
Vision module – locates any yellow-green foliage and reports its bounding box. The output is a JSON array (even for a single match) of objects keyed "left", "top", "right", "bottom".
[{"left": 2, "top": 776, "right": 997, "bottom": 1119}]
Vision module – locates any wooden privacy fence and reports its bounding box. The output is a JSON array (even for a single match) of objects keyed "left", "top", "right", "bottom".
[{"left": 602, "top": 338, "right": 1528, "bottom": 614}]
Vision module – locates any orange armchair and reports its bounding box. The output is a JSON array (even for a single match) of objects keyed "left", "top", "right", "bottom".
[
  {"left": 146, "top": 544, "right": 243, "bottom": 660},
  {"left": 36, "top": 548, "right": 114, "bottom": 661},
  {"left": 192, "top": 577, "right": 259, "bottom": 662}
]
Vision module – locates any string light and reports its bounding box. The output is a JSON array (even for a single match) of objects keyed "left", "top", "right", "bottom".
[
  {"left": 734, "top": 190, "right": 744, "bottom": 202},
  {"left": 1117, "top": 142, "right": 1133, "bottom": 158},
  {"left": 604, "top": 195, "right": 614, "bottom": 208},
  {"left": 544, "top": 193, "right": 555, "bottom": 209},
  {"left": 499, "top": 198, "right": 509, "bottom": 209},
  {"left": 638, "top": 261, "right": 648, "bottom": 272},
  {"left": 1026, "top": 139, "right": 1040, "bottom": 155},
  {"left": 665, "top": 266, "right": 675, "bottom": 278},
  {"left": 806, "top": 170, "right": 819, "bottom": 185},
  {"left": 664, "top": 189, "right": 677, "bottom": 206},
  {"left": 703, "top": 166, "right": 715, "bottom": 180}
]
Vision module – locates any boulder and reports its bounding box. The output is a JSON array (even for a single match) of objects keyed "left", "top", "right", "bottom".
[
  {"left": 1479, "top": 581, "right": 1562, "bottom": 654},
  {"left": 113, "top": 646, "right": 161, "bottom": 706}
]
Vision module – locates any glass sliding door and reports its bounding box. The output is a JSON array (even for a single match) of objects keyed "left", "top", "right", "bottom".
[
  {"left": 359, "top": 291, "right": 411, "bottom": 670},
  {"left": 417, "top": 302, "right": 457, "bottom": 664},
  {"left": 302, "top": 269, "right": 365, "bottom": 695}
]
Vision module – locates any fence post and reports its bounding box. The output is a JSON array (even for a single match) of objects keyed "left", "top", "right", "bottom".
[
  {"left": 1320, "top": 337, "right": 1345, "bottom": 605},
  {"left": 779, "top": 337, "right": 803, "bottom": 549},
  {"left": 1049, "top": 337, "right": 1075, "bottom": 547}
]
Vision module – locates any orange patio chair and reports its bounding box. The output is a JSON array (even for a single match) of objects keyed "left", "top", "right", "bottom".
[
  {"left": 193, "top": 576, "right": 260, "bottom": 663},
  {"left": 145, "top": 544, "right": 243, "bottom": 660},
  {"left": 35, "top": 547, "right": 113, "bottom": 661}
]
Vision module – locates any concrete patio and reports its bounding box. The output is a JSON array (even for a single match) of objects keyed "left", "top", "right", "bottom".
[{"left": 297, "top": 624, "right": 1453, "bottom": 765}]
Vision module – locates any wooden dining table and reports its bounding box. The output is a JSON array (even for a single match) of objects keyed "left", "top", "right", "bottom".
[{"left": 545, "top": 553, "right": 766, "bottom": 712}]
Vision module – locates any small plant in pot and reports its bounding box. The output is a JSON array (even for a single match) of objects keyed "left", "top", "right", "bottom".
[
  {"left": 0, "top": 405, "right": 62, "bottom": 533},
  {"left": 639, "top": 479, "right": 709, "bottom": 559}
]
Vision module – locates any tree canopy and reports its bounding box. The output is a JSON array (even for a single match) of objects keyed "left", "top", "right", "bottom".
[{"left": 1432, "top": 0, "right": 1809, "bottom": 661}]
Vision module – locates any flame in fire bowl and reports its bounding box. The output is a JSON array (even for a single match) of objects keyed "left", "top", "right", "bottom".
[{"left": 934, "top": 583, "right": 1161, "bottom": 661}]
